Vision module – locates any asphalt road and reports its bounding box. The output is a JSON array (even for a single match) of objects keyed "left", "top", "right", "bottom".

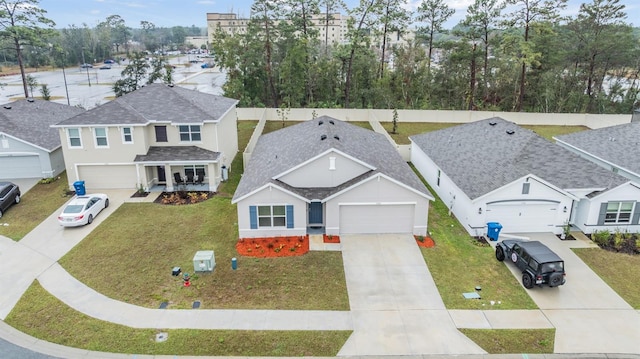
[
  {"left": 0, "top": 55, "right": 225, "bottom": 109},
  {"left": 0, "top": 337, "right": 60, "bottom": 359}
]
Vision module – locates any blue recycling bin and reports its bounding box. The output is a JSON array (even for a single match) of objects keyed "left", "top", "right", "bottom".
[
  {"left": 487, "top": 222, "right": 502, "bottom": 241},
  {"left": 73, "top": 180, "right": 86, "bottom": 196},
  {"left": 231, "top": 257, "right": 237, "bottom": 270}
]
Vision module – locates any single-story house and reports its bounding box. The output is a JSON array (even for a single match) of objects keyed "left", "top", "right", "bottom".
[
  {"left": 0, "top": 99, "right": 84, "bottom": 179},
  {"left": 555, "top": 121, "right": 640, "bottom": 184},
  {"left": 52, "top": 83, "right": 239, "bottom": 192},
  {"left": 410, "top": 117, "right": 640, "bottom": 235},
  {"left": 232, "top": 116, "right": 434, "bottom": 238}
]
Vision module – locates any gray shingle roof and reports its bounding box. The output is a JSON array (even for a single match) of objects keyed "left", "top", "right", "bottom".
[
  {"left": 0, "top": 99, "right": 84, "bottom": 151},
  {"left": 54, "top": 83, "right": 238, "bottom": 127},
  {"left": 233, "top": 116, "right": 432, "bottom": 202},
  {"left": 409, "top": 117, "right": 626, "bottom": 200},
  {"left": 134, "top": 146, "right": 220, "bottom": 162},
  {"left": 555, "top": 121, "right": 640, "bottom": 176}
]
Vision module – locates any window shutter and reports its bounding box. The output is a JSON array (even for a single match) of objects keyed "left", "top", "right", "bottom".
[
  {"left": 286, "top": 205, "right": 294, "bottom": 229},
  {"left": 249, "top": 206, "right": 257, "bottom": 229},
  {"left": 597, "top": 203, "right": 608, "bottom": 225},
  {"left": 632, "top": 202, "right": 640, "bottom": 225}
]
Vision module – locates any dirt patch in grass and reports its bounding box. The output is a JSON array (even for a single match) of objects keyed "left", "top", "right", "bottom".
[
  {"left": 153, "top": 191, "right": 215, "bottom": 205},
  {"left": 460, "top": 328, "right": 555, "bottom": 354},
  {"left": 236, "top": 236, "right": 309, "bottom": 257}
]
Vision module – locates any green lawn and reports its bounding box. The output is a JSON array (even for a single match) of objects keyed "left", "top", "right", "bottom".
[
  {"left": 460, "top": 328, "right": 555, "bottom": 354},
  {"left": 237, "top": 120, "right": 258, "bottom": 151},
  {"left": 0, "top": 173, "right": 73, "bottom": 241},
  {"left": 521, "top": 125, "right": 589, "bottom": 141},
  {"left": 5, "top": 281, "right": 350, "bottom": 356},
  {"left": 413, "top": 165, "right": 537, "bottom": 310},
  {"left": 573, "top": 248, "right": 640, "bottom": 308}
]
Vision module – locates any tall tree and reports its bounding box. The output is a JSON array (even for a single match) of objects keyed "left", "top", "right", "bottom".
[
  {"left": 415, "top": 0, "right": 454, "bottom": 69},
  {"left": 377, "top": 0, "right": 411, "bottom": 78},
  {"left": 569, "top": 0, "right": 627, "bottom": 112},
  {"left": 319, "top": 0, "right": 345, "bottom": 53},
  {"left": 460, "top": 0, "right": 505, "bottom": 98},
  {"left": 503, "top": 0, "right": 567, "bottom": 111},
  {"left": 113, "top": 51, "right": 149, "bottom": 97},
  {"left": 0, "top": 0, "right": 55, "bottom": 98},
  {"left": 250, "top": 0, "right": 280, "bottom": 107}
]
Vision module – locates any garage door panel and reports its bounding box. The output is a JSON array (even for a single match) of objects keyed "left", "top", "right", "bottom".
[
  {"left": 486, "top": 202, "right": 557, "bottom": 233},
  {"left": 340, "top": 204, "right": 414, "bottom": 234},
  {"left": 78, "top": 165, "right": 136, "bottom": 189},
  {"left": 0, "top": 155, "right": 42, "bottom": 178}
]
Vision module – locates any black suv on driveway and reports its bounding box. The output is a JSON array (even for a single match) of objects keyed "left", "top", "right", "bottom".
[
  {"left": 0, "top": 181, "right": 21, "bottom": 219},
  {"left": 495, "top": 239, "right": 566, "bottom": 289}
]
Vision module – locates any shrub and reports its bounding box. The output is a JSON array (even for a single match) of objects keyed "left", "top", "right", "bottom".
[
  {"left": 592, "top": 230, "right": 610, "bottom": 246},
  {"left": 613, "top": 230, "right": 625, "bottom": 250}
]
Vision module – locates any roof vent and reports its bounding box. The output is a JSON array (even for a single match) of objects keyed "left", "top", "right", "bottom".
[
  {"left": 318, "top": 120, "right": 324, "bottom": 125},
  {"left": 333, "top": 135, "right": 340, "bottom": 140},
  {"left": 329, "top": 120, "right": 335, "bottom": 125},
  {"left": 506, "top": 129, "right": 515, "bottom": 135},
  {"left": 167, "top": 83, "right": 174, "bottom": 87},
  {"left": 320, "top": 134, "right": 327, "bottom": 141},
  {"left": 3, "top": 105, "right": 11, "bottom": 110},
  {"left": 489, "top": 121, "right": 497, "bottom": 126},
  {"left": 27, "top": 98, "right": 34, "bottom": 103}
]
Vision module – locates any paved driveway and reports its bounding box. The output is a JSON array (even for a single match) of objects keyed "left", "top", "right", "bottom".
[
  {"left": 337, "top": 234, "right": 485, "bottom": 356},
  {"left": 492, "top": 233, "right": 640, "bottom": 354}
]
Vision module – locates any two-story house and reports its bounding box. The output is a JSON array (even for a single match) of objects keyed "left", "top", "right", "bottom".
[
  {"left": 52, "top": 84, "right": 239, "bottom": 192},
  {"left": 232, "top": 117, "right": 433, "bottom": 238}
]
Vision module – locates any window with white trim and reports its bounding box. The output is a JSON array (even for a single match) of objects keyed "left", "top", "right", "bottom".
[
  {"left": 179, "top": 125, "right": 201, "bottom": 142},
  {"left": 122, "top": 127, "right": 133, "bottom": 143},
  {"left": 94, "top": 128, "right": 108, "bottom": 147},
  {"left": 68, "top": 128, "right": 82, "bottom": 148},
  {"left": 605, "top": 201, "right": 634, "bottom": 223},
  {"left": 258, "top": 205, "right": 286, "bottom": 227}
]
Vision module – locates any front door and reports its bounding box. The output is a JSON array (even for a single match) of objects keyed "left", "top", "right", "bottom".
[
  {"left": 157, "top": 166, "right": 166, "bottom": 183},
  {"left": 309, "top": 201, "right": 323, "bottom": 226}
]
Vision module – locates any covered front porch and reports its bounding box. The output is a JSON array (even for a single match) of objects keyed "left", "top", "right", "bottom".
[{"left": 134, "top": 146, "right": 227, "bottom": 193}]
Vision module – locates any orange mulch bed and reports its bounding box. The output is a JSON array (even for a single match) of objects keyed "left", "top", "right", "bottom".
[
  {"left": 236, "top": 235, "right": 309, "bottom": 258},
  {"left": 415, "top": 235, "right": 435, "bottom": 248},
  {"left": 323, "top": 234, "right": 341, "bottom": 243}
]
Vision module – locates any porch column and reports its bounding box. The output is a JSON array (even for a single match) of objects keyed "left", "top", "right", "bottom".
[
  {"left": 207, "top": 163, "right": 217, "bottom": 192},
  {"left": 165, "top": 164, "right": 174, "bottom": 192}
]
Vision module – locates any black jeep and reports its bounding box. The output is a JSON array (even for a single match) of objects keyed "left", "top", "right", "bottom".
[{"left": 495, "top": 239, "right": 566, "bottom": 289}]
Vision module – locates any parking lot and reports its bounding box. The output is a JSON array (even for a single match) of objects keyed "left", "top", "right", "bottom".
[{"left": 0, "top": 55, "right": 225, "bottom": 109}]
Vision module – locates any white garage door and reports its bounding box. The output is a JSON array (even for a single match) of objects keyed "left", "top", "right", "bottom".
[
  {"left": 78, "top": 165, "right": 137, "bottom": 189},
  {"left": 486, "top": 201, "right": 558, "bottom": 233},
  {"left": 0, "top": 155, "right": 42, "bottom": 178},
  {"left": 339, "top": 204, "right": 414, "bottom": 234}
]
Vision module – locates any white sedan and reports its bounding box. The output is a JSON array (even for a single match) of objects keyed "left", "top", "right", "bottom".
[{"left": 57, "top": 194, "right": 109, "bottom": 227}]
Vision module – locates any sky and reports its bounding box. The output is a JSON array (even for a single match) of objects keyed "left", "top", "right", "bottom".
[{"left": 39, "top": 0, "right": 640, "bottom": 30}]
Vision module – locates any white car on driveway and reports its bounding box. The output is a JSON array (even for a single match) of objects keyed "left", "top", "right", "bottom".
[{"left": 57, "top": 194, "right": 109, "bottom": 227}]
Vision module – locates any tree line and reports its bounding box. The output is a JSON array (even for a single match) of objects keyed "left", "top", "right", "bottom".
[{"left": 210, "top": 0, "right": 639, "bottom": 114}]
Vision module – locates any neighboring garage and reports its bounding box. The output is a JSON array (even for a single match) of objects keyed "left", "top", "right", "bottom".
[
  {"left": 485, "top": 201, "right": 558, "bottom": 233},
  {"left": 77, "top": 165, "right": 137, "bottom": 189},
  {"left": 0, "top": 154, "right": 42, "bottom": 178},
  {"left": 339, "top": 204, "right": 415, "bottom": 234}
]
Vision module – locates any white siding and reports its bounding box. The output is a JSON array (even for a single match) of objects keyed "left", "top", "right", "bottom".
[
  {"left": 236, "top": 186, "right": 307, "bottom": 238},
  {"left": 279, "top": 151, "right": 370, "bottom": 189},
  {"left": 576, "top": 183, "right": 640, "bottom": 234}
]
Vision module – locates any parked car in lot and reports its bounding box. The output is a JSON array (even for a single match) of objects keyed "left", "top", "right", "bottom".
[
  {"left": 80, "top": 63, "right": 93, "bottom": 69},
  {"left": 99, "top": 64, "right": 112, "bottom": 70},
  {"left": 103, "top": 59, "right": 115, "bottom": 64},
  {"left": 57, "top": 194, "right": 109, "bottom": 227},
  {"left": 0, "top": 182, "right": 20, "bottom": 219},
  {"left": 495, "top": 239, "right": 566, "bottom": 289}
]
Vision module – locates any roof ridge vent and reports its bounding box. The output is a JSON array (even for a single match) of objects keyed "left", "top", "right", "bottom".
[
  {"left": 3, "top": 105, "right": 11, "bottom": 109},
  {"left": 489, "top": 121, "right": 497, "bottom": 126},
  {"left": 318, "top": 120, "right": 324, "bottom": 125},
  {"left": 27, "top": 98, "right": 34, "bottom": 103},
  {"left": 506, "top": 129, "right": 515, "bottom": 135},
  {"left": 329, "top": 120, "right": 335, "bottom": 125},
  {"left": 167, "top": 83, "right": 174, "bottom": 87},
  {"left": 333, "top": 135, "right": 340, "bottom": 140},
  {"left": 320, "top": 134, "right": 327, "bottom": 140}
]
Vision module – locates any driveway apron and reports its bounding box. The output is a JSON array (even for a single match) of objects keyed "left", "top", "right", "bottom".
[
  {"left": 337, "top": 234, "right": 485, "bottom": 356},
  {"left": 496, "top": 232, "right": 640, "bottom": 354},
  {"left": 0, "top": 190, "right": 131, "bottom": 320}
]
